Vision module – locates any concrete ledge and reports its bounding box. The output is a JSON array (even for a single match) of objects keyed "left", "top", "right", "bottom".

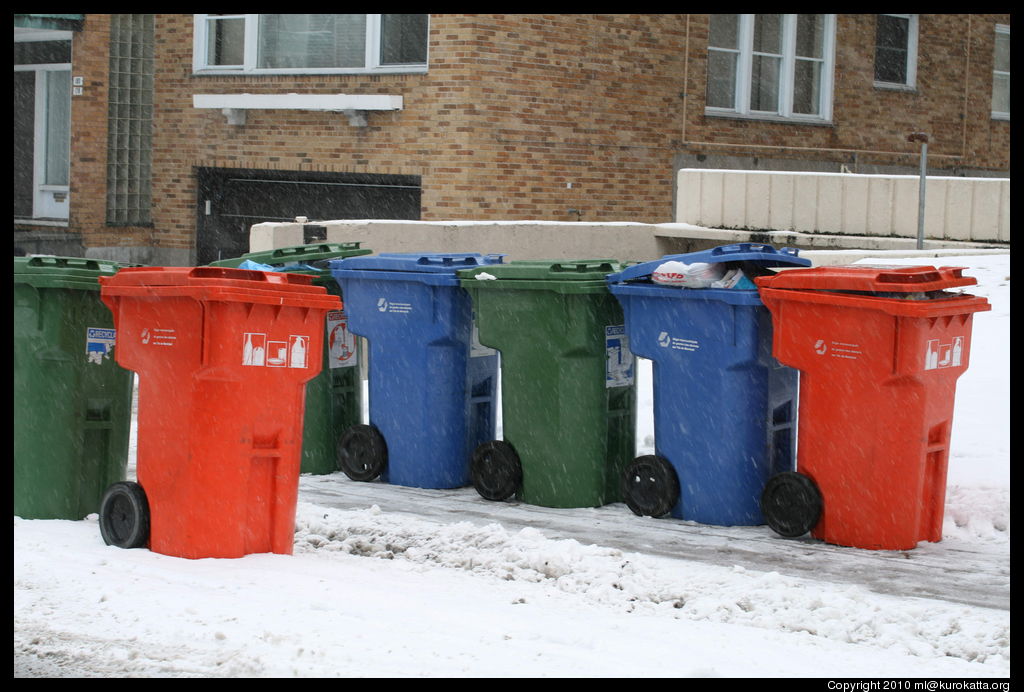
[
  {"left": 250, "top": 219, "right": 1008, "bottom": 265},
  {"left": 83, "top": 246, "right": 192, "bottom": 267}
]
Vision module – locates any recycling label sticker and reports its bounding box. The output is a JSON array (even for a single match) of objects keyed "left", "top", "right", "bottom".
[
  {"left": 605, "top": 325, "right": 634, "bottom": 388},
  {"left": 242, "top": 333, "right": 311, "bottom": 369},
  {"left": 86, "top": 327, "right": 116, "bottom": 365},
  {"left": 327, "top": 310, "right": 358, "bottom": 369}
]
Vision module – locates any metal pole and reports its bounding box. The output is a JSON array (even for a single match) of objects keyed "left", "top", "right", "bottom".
[{"left": 908, "top": 132, "right": 929, "bottom": 249}]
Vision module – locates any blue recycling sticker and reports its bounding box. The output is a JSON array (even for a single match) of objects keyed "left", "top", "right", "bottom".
[
  {"left": 86, "top": 327, "right": 116, "bottom": 365},
  {"left": 605, "top": 324, "right": 635, "bottom": 388}
]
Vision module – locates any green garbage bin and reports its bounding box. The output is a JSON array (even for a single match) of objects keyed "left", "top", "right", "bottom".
[
  {"left": 458, "top": 260, "right": 637, "bottom": 508},
  {"left": 209, "top": 242, "right": 372, "bottom": 475},
  {"left": 14, "top": 256, "right": 135, "bottom": 519}
]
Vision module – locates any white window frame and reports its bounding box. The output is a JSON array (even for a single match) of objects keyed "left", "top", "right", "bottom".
[
  {"left": 873, "top": 14, "right": 918, "bottom": 91},
  {"left": 191, "top": 14, "right": 429, "bottom": 75},
  {"left": 991, "top": 24, "right": 1010, "bottom": 121},
  {"left": 14, "top": 32, "right": 72, "bottom": 223},
  {"left": 705, "top": 14, "right": 836, "bottom": 125}
]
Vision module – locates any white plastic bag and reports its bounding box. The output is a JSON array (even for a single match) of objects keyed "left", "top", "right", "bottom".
[{"left": 651, "top": 261, "right": 726, "bottom": 288}]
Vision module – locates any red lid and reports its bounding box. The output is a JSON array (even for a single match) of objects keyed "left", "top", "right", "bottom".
[
  {"left": 754, "top": 265, "right": 978, "bottom": 293},
  {"left": 100, "top": 266, "right": 313, "bottom": 288},
  {"left": 99, "top": 266, "right": 339, "bottom": 309}
]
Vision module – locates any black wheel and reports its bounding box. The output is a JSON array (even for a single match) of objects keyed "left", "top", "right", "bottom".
[
  {"left": 471, "top": 440, "right": 522, "bottom": 501},
  {"left": 761, "top": 471, "right": 823, "bottom": 538},
  {"left": 622, "top": 455, "right": 679, "bottom": 518},
  {"left": 337, "top": 424, "right": 388, "bottom": 481},
  {"left": 99, "top": 481, "right": 150, "bottom": 549}
]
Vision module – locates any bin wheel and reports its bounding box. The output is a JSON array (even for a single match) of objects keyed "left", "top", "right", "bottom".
[
  {"left": 337, "top": 424, "right": 388, "bottom": 482},
  {"left": 761, "top": 471, "right": 823, "bottom": 538},
  {"left": 622, "top": 455, "right": 679, "bottom": 518},
  {"left": 471, "top": 441, "right": 522, "bottom": 501},
  {"left": 99, "top": 481, "right": 150, "bottom": 549}
]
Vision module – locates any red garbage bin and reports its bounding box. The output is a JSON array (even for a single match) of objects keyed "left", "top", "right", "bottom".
[
  {"left": 97, "top": 266, "right": 341, "bottom": 559},
  {"left": 755, "top": 264, "right": 990, "bottom": 550}
]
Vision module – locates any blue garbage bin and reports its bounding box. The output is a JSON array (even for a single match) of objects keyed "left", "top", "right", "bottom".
[
  {"left": 329, "top": 253, "right": 504, "bottom": 489},
  {"left": 607, "top": 243, "right": 811, "bottom": 526}
]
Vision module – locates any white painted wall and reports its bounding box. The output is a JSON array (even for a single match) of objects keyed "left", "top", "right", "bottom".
[{"left": 675, "top": 169, "right": 1010, "bottom": 243}]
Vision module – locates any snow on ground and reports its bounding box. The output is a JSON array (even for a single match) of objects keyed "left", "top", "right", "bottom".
[{"left": 14, "top": 253, "right": 1010, "bottom": 678}]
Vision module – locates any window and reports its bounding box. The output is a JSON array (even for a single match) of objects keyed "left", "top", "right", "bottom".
[
  {"left": 706, "top": 14, "right": 835, "bottom": 123},
  {"left": 193, "top": 14, "right": 429, "bottom": 74},
  {"left": 874, "top": 14, "right": 918, "bottom": 89},
  {"left": 13, "top": 36, "right": 72, "bottom": 221},
  {"left": 992, "top": 24, "right": 1010, "bottom": 120},
  {"left": 106, "top": 14, "right": 154, "bottom": 226}
]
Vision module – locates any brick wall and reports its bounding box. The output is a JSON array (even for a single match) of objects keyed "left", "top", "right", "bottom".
[
  {"left": 681, "top": 14, "right": 1011, "bottom": 173},
  {"left": 49, "top": 14, "right": 1010, "bottom": 256}
]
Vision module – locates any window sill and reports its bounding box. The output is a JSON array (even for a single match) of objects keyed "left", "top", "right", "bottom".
[
  {"left": 191, "top": 65, "right": 428, "bottom": 77},
  {"left": 873, "top": 81, "right": 917, "bottom": 93},
  {"left": 704, "top": 109, "right": 833, "bottom": 127},
  {"left": 193, "top": 93, "right": 404, "bottom": 126},
  {"left": 991, "top": 112, "right": 1010, "bottom": 122},
  {"left": 14, "top": 217, "right": 69, "bottom": 228}
]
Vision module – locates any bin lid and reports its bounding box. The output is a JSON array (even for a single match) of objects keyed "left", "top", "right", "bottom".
[
  {"left": 753, "top": 264, "right": 979, "bottom": 294},
  {"left": 14, "top": 255, "right": 128, "bottom": 291},
  {"left": 607, "top": 243, "right": 810, "bottom": 285},
  {"left": 208, "top": 242, "right": 371, "bottom": 270},
  {"left": 98, "top": 266, "right": 340, "bottom": 310},
  {"left": 458, "top": 259, "right": 623, "bottom": 293},
  {"left": 330, "top": 252, "right": 506, "bottom": 286}
]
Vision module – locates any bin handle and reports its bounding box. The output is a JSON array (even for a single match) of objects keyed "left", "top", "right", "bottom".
[
  {"left": 708, "top": 243, "right": 801, "bottom": 257},
  {"left": 550, "top": 260, "right": 617, "bottom": 273},
  {"left": 269, "top": 242, "right": 361, "bottom": 260},
  {"left": 25, "top": 255, "right": 108, "bottom": 271},
  {"left": 189, "top": 266, "right": 313, "bottom": 285},
  {"left": 414, "top": 254, "right": 507, "bottom": 267}
]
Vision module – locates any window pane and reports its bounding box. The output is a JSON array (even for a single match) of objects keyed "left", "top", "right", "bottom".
[
  {"left": 708, "top": 14, "right": 739, "bottom": 49},
  {"left": 876, "top": 15, "right": 908, "bottom": 48},
  {"left": 795, "top": 14, "right": 824, "bottom": 59},
  {"left": 994, "top": 32, "right": 1010, "bottom": 72},
  {"left": 380, "top": 14, "right": 428, "bottom": 64},
  {"left": 992, "top": 73, "right": 1010, "bottom": 113},
  {"left": 875, "top": 46, "right": 907, "bottom": 83},
  {"left": 874, "top": 15, "right": 909, "bottom": 82},
  {"left": 44, "top": 70, "right": 71, "bottom": 186},
  {"left": 13, "top": 71, "right": 35, "bottom": 217},
  {"left": 750, "top": 55, "right": 780, "bottom": 111},
  {"left": 258, "top": 14, "right": 366, "bottom": 69},
  {"left": 793, "top": 59, "right": 821, "bottom": 115},
  {"left": 14, "top": 40, "right": 72, "bottom": 65},
  {"left": 207, "top": 17, "right": 245, "bottom": 65},
  {"left": 706, "top": 50, "right": 738, "bottom": 108},
  {"left": 752, "top": 14, "right": 782, "bottom": 54}
]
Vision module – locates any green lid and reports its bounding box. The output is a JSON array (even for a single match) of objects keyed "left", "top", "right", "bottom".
[
  {"left": 14, "top": 255, "right": 126, "bottom": 291},
  {"left": 209, "top": 242, "right": 372, "bottom": 270},
  {"left": 458, "top": 259, "right": 623, "bottom": 293}
]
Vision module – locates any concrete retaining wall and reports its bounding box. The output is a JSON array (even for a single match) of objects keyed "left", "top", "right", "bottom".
[
  {"left": 675, "top": 169, "right": 1010, "bottom": 244},
  {"left": 249, "top": 218, "right": 1004, "bottom": 264}
]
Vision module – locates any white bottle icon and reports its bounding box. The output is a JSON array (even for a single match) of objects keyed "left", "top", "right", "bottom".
[
  {"left": 290, "top": 336, "right": 307, "bottom": 368},
  {"left": 952, "top": 337, "right": 963, "bottom": 367}
]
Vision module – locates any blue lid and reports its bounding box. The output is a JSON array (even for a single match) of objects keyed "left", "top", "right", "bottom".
[
  {"left": 330, "top": 252, "right": 506, "bottom": 286},
  {"left": 607, "top": 243, "right": 810, "bottom": 284},
  {"left": 331, "top": 252, "right": 505, "bottom": 273}
]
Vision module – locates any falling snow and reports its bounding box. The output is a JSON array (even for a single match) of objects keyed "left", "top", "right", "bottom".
[{"left": 14, "top": 253, "right": 1009, "bottom": 678}]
